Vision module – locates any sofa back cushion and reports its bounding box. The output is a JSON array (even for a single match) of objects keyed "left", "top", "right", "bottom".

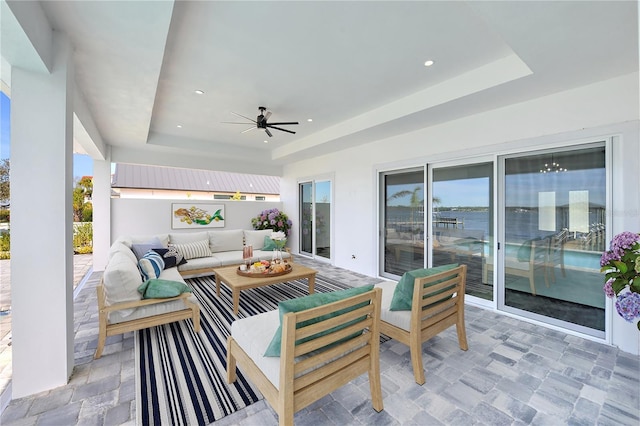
[
  {"left": 169, "top": 231, "right": 209, "bottom": 245},
  {"left": 244, "top": 229, "right": 273, "bottom": 250},
  {"left": 116, "top": 234, "right": 169, "bottom": 248},
  {"left": 108, "top": 241, "right": 137, "bottom": 264},
  {"left": 103, "top": 251, "right": 143, "bottom": 317},
  {"left": 208, "top": 229, "right": 244, "bottom": 253}
]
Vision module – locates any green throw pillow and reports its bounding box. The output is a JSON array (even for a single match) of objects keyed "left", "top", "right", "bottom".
[
  {"left": 389, "top": 264, "right": 458, "bottom": 311},
  {"left": 137, "top": 279, "right": 192, "bottom": 299},
  {"left": 264, "top": 285, "right": 374, "bottom": 357},
  {"left": 263, "top": 236, "right": 277, "bottom": 251}
]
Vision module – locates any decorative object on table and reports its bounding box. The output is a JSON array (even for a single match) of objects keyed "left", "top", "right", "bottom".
[
  {"left": 242, "top": 244, "right": 253, "bottom": 268},
  {"left": 236, "top": 261, "right": 292, "bottom": 277},
  {"left": 172, "top": 203, "right": 224, "bottom": 229},
  {"left": 270, "top": 230, "right": 287, "bottom": 264},
  {"left": 251, "top": 208, "right": 292, "bottom": 235},
  {"left": 601, "top": 231, "right": 640, "bottom": 330}
]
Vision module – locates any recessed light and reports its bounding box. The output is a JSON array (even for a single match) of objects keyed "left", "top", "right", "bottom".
[
  {"left": 424, "top": 60, "right": 434, "bottom": 67},
  {"left": 307, "top": 118, "right": 313, "bottom": 122},
  {"left": 194, "top": 90, "right": 204, "bottom": 95},
  {"left": 176, "top": 124, "right": 183, "bottom": 128},
  {"left": 264, "top": 140, "right": 268, "bottom": 144}
]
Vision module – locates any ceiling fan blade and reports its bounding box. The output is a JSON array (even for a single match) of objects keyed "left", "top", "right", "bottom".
[
  {"left": 265, "top": 128, "right": 273, "bottom": 137},
  {"left": 231, "top": 111, "right": 257, "bottom": 122},
  {"left": 221, "top": 121, "right": 254, "bottom": 125},
  {"left": 268, "top": 125, "right": 296, "bottom": 134},
  {"left": 268, "top": 121, "right": 299, "bottom": 126},
  {"left": 241, "top": 126, "right": 257, "bottom": 133},
  {"left": 264, "top": 111, "right": 272, "bottom": 122}
]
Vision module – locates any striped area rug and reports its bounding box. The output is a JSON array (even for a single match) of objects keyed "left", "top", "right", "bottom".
[{"left": 135, "top": 274, "right": 354, "bottom": 426}]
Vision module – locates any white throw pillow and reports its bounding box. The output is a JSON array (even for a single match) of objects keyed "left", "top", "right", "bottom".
[{"left": 243, "top": 229, "right": 273, "bottom": 250}]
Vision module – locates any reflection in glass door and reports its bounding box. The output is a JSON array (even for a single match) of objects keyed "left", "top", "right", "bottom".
[
  {"left": 432, "top": 163, "right": 494, "bottom": 301},
  {"left": 315, "top": 181, "right": 331, "bottom": 259},
  {"left": 501, "top": 145, "right": 606, "bottom": 335},
  {"left": 300, "top": 182, "right": 312, "bottom": 255},
  {"left": 381, "top": 169, "right": 425, "bottom": 277},
  {"left": 299, "top": 180, "right": 332, "bottom": 260}
]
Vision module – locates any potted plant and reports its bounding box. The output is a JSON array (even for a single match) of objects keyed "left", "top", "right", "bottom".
[{"left": 601, "top": 231, "right": 640, "bottom": 330}]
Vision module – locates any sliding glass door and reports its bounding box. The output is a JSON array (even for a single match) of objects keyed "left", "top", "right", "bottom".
[
  {"left": 380, "top": 169, "right": 425, "bottom": 277},
  {"left": 299, "top": 180, "right": 332, "bottom": 260},
  {"left": 500, "top": 145, "right": 606, "bottom": 335},
  {"left": 432, "top": 162, "right": 494, "bottom": 301}
]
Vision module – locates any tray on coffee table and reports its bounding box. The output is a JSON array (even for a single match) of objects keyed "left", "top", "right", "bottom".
[{"left": 236, "top": 263, "right": 292, "bottom": 277}]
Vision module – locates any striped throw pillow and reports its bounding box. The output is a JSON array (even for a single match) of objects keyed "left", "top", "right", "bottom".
[
  {"left": 170, "top": 240, "right": 211, "bottom": 260},
  {"left": 138, "top": 250, "right": 165, "bottom": 280}
]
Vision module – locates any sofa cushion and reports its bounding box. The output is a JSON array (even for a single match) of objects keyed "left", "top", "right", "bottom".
[
  {"left": 169, "top": 231, "right": 209, "bottom": 245},
  {"left": 103, "top": 251, "right": 143, "bottom": 317},
  {"left": 117, "top": 234, "right": 169, "bottom": 249},
  {"left": 210, "top": 251, "right": 245, "bottom": 266},
  {"left": 108, "top": 241, "right": 137, "bottom": 264},
  {"left": 170, "top": 240, "right": 211, "bottom": 260},
  {"left": 138, "top": 278, "right": 192, "bottom": 299},
  {"left": 177, "top": 255, "right": 222, "bottom": 274},
  {"left": 209, "top": 229, "right": 244, "bottom": 253},
  {"left": 244, "top": 229, "right": 273, "bottom": 250},
  {"left": 138, "top": 251, "right": 165, "bottom": 280},
  {"left": 152, "top": 247, "right": 188, "bottom": 269},
  {"left": 131, "top": 237, "right": 164, "bottom": 260},
  {"left": 389, "top": 264, "right": 458, "bottom": 311},
  {"left": 108, "top": 293, "right": 199, "bottom": 325},
  {"left": 264, "top": 285, "right": 374, "bottom": 357}
]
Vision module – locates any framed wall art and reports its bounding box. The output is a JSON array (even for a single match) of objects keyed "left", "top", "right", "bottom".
[{"left": 171, "top": 203, "right": 225, "bottom": 229}]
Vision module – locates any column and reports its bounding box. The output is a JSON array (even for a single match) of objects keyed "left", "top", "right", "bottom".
[{"left": 10, "top": 32, "right": 74, "bottom": 398}]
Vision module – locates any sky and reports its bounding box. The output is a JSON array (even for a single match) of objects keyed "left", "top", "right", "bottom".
[{"left": 0, "top": 90, "right": 94, "bottom": 179}]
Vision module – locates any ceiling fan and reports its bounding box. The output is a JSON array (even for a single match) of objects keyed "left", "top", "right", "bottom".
[{"left": 223, "top": 106, "right": 299, "bottom": 137}]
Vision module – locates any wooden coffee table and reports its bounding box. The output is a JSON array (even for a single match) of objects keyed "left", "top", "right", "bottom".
[{"left": 214, "top": 263, "right": 317, "bottom": 315}]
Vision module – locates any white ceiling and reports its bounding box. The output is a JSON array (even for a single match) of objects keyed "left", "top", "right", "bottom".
[{"left": 13, "top": 1, "right": 640, "bottom": 173}]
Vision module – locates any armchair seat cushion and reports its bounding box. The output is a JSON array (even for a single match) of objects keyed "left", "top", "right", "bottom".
[
  {"left": 231, "top": 310, "right": 281, "bottom": 388},
  {"left": 375, "top": 280, "right": 411, "bottom": 331}
]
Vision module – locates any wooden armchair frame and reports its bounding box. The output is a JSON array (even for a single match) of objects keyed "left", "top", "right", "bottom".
[
  {"left": 380, "top": 265, "right": 468, "bottom": 385},
  {"left": 227, "top": 288, "right": 383, "bottom": 426},
  {"left": 94, "top": 282, "right": 201, "bottom": 359}
]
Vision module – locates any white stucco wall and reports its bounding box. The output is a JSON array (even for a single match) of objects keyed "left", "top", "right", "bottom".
[
  {"left": 110, "top": 199, "right": 283, "bottom": 246},
  {"left": 281, "top": 72, "right": 640, "bottom": 354}
]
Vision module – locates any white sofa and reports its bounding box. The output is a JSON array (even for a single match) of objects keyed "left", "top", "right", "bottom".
[
  {"left": 116, "top": 229, "right": 291, "bottom": 278},
  {"left": 95, "top": 229, "right": 290, "bottom": 358}
]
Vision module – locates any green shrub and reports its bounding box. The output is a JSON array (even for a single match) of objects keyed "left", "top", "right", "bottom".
[
  {"left": 0, "top": 209, "right": 9, "bottom": 222},
  {"left": 0, "top": 251, "right": 9, "bottom": 260},
  {"left": 73, "top": 222, "right": 93, "bottom": 250},
  {"left": 82, "top": 203, "right": 93, "bottom": 222},
  {"left": 0, "top": 231, "right": 9, "bottom": 252},
  {"left": 74, "top": 246, "right": 93, "bottom": 254}
]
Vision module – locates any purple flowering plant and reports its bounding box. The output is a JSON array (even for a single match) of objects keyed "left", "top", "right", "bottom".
[
  {"left": 600, "top": 231, "right": 640, "bottom": 329},
  {"left": 250, "top": 208, "right": 292, "bottom": 236}
]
